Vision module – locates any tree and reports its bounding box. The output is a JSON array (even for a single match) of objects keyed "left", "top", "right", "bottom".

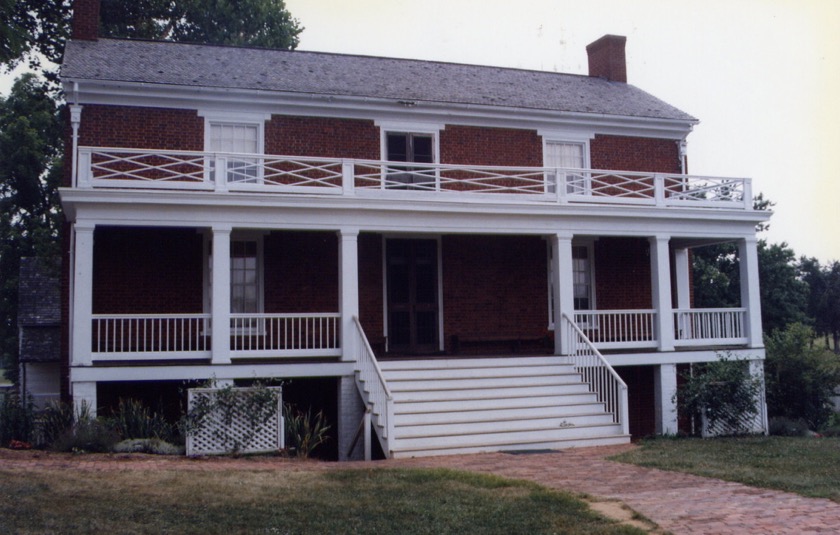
[
  {"left": 100, "top": 0, "right": 303, "bottom": 48},
  {"left": 764, "top": 323, "right": 840, "bottom": 430},
  {"left": 0, "top": 0, "right": 72, "bottom": 77},
  {"left": 0, "top": 73, "right": 63, "bottom": 383}
]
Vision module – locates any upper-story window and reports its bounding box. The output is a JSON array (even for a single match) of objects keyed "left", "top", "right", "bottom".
[
  {"left": 377, "top": 121, "right": 442, "bottom": 190},
  {"left": 544, "top": 141, "right": 589, "bottom": 194},
  {"left": 199, "top": 111, "right": 269, "bottom": 184}
]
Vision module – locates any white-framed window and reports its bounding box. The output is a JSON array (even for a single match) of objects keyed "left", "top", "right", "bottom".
[
  {"left": 203, "top": 232, "right": 265, "bottom": 318},
  {"left": 199, "top": 111, "right": 269, "bottom": 184},
  {"left": 376, "top": 120, "right": 442, "bottom": 189},
  {"left": 547, "top": 239, "right": 596, "bottom": 328},
  {"left": 540, "top": 130, "right": 592, "bottom": 196}
]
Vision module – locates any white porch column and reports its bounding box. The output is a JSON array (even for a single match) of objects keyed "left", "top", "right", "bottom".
[
  {"left": 71, "top": 223, "right": 95, "bottom": 366},
  {"left": 339, "top": 229, "right": 360, "bottom": 362},
  {"left": 551, "top": 233, "right": 574, "bottom": 355},
  {"left": 750, "top": 359, "right": 769, "bottom": 435},
  {"left": 673, "top": 247, "right": 691, "bottom": 342},
  {"left": 649, "top": 235, "right": 675, "bottom": 351},
  {"left": 654, "top": 363, "right": 679, "bottom": 435},
  {"left": 71, "top": 381, "right": 97, "bottom": 418},
  {"left": 211, "top": 225, "right": 232, "bottom": 365},
  {"left": 738, "top": 237, "right": 764, "bottom": 348}
]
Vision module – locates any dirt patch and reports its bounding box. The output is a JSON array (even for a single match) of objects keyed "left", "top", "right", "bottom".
[{"left": 587, "top": 499, "right": 664, "bottom": 533}]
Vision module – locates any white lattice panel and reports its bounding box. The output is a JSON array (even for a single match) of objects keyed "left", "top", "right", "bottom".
[{"left": 186, "top": 387, "right": 284, "bottom": 456}]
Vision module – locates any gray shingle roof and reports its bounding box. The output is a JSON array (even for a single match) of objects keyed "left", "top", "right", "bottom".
[
  {"left": 62, "top": 38, "right": 696, "bottom": 122},
  {"left": 18, "top": 257, "right": 61, "bottom": 327}
]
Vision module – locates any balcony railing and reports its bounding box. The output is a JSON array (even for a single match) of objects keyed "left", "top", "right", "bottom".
[
  {"left": 674, "top": 308, "right": 748, "bottom": 346},
  {"left": 574, "top": 310, "right": 657, "bottom": 349},
  {"left": 230, "top": 313, "right": 341, "bottom": 357},
  {"left": 75, "top": 147, "right": 753, "bottom": 210}
]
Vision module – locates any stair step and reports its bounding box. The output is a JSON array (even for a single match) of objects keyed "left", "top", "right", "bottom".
[
  {"left": 379, "top": 356, "right": 566, "bottom": 371},
  {"left": 382, "top": 364, "right": 575, "bottom": 381},
  {"left": 395, "top": 403, "right": 607, "bottom": 425},
  {"left": 392, "top": 383, "right": 593, "bottom": 402},
  {"left": 396, "top": 413, "right": 618, "bottom": 438},
  {"left": 394, "top": 393, "right": 599, "bottom": 413},
  {"left": 388, "top": 374, "right": 584, "bottom": 392},
  {"left": 391, "top": 434, "right": 630, "bottom": 458},
  {"left": 395, "top": 423, "right": 625, "bottom": 451}
]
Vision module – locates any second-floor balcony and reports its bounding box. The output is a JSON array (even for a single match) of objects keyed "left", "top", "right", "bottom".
[{"left": 75, "top": 147, "right": 754, "bottom": 210}]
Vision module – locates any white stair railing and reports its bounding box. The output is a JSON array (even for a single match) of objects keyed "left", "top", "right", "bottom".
[
  {"left": 351, "top": 317, "right": 394, "bottom": 457},
  {"left": 562, "top": 313, "right": 629, "bottom": 435}
]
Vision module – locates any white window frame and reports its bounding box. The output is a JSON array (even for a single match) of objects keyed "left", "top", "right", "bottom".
[
  {"left": 199, "top": 111, "right": 270, "bottom": 184},
  {"left": 375, "top": 120, "right": 443, "bottom": 190},
  {"left": 203, "top": 231, "right": 266, "bottom": 333},
  {"left": 547, "top": 238, "right": 597, "bottom": 330},
  {"left": 539, "top": 130, "right": 593, "bottom": 196}
]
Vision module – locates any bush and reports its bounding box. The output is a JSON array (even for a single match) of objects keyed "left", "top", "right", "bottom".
[
  {"left": 283, "top": 404, "right": 331, "bottom": 458},
  {"left": 768, "top": 417, "right": 810, "bottom": 436},
  {"left": 0, "top": 392, "right": 36, "bottom": 446},
  {"left": 677, "top": 353, "right": 763, "bottom": 435},
  {"left": 765, "top": 323, "right": 840, "bottom": 430},
  {"left": 49, "top": 401, "right": 119, "bottom": 453},
  {"left": 111, "top": 398, "right": 175, "bottom": 442},
  {"left": 112, "top": 438, "right": 184, "bottom": 455},
  {"left": 37, "top": 401, "right": 75, "bottom": 448}
]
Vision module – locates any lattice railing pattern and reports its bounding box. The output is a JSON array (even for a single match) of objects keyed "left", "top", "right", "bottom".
[
  {"left": 186, "top": 386, "right": 284, "bottom": 456},
  {"left": 664, "top": 175, "right": 747, "bottom": 204}
]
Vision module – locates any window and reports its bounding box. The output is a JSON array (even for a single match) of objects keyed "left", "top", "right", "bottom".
[
  {"left": 209, "top": 123, "right": 260, "bottom": 183},
  {"left": 385, "top": 132, "right": 435, "bottom": 188},
  {"left": 572, "top": 245, "right": 594, "bottom": 310},
  {"left": 230, "top": 240, "right": 260, "bottom": 314},
  {"left": 544, "top": 140, "right": 589, "bottom": 195}
]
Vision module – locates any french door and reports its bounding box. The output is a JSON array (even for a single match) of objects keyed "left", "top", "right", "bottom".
[{"left": 386, "top": 239, "right": 439, "bottom": 354}]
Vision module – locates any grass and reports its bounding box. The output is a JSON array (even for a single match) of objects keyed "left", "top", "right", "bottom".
[
  {"left": 612, "top": 436, "right": 840, "bottom": 502},
  {"left": 0, "top": 465, "right": 646, "bottom": 534}
]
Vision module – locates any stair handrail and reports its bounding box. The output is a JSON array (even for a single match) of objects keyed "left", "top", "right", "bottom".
[
  {"left": 351, "top": 316, "right": 394, "bottom": 456},
  {"left": 562, "top": 313, "right": 630, "bottom": 436}
]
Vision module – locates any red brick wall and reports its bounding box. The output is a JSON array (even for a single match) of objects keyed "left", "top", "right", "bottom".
[
  {"left": 594, "top": 238, "right": 652, "bottom": 309},
  {"left": 79, "top": 105, "right": 203, "bottom": 151},
  {"left": 265, "top": 116, "right": 379, "bottom": 158},
  {"left": 440, "top": 126, "right": 542, "bottom": 166},
  {"left": 358, "top": 233, "right": 384, "bottom": 344},
  {"left": 616, "top": 365, "right": 656, "bottom": 438},
  {"left": 442, "top": 235, "right": 547, "bottom": 351},
  {"left": 92, "top": 228, "right": 204, "bottom": 313},
  {"left": 590, "top": 135, "right": 681, "bottom": 172},
  {"left": 72, "top": 0, "right": 100, "bottom": 40},
  {"left": 263, "top": 231, "right": 338, "bottom": 312}
]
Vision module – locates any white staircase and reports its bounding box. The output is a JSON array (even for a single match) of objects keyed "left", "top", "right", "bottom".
[{"left": 376, "top": 356, "right": 630, "bottom": 458}]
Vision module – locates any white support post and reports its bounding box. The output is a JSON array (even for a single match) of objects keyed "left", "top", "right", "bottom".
[
  {"left": 211, "top": 225, "right": 232, "bottom": 364},
  {"left": 654, "top": 174, "right": 666, "bottom": 206},
  {"left": 70, "top": 105, "right": 83, "bottom": 187},
  {"left": 72, "top": 224, "right": 95, "bottom": 366},
  {"left": 738, "top": 237, "right": 764, "bottom": 348},
  {"left": 71, "top": 381, "right": 97, "bottom": 418},
  {"left": 339, "top": 229, "right": 360, "bottom": 362},
  {"left": 749, "top": 359, "right": 769, "bottom": 435},
  {"left": 342, "top": 160, "right": 355, "bottom": 196},
  {"left": 650, "top": 235, "right": 675, "bottom": 351},
  {"left": 551, "top": 233, "right": 574, "bottom": 355},
  {"left": 654, "top": 363, "right": 679, "bottom": 435},
  {"left": 674, "top": 247, "right": 691, "bottom": 340}
]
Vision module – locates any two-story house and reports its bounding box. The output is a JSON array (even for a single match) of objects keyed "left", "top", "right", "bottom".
[{"left": 59, "top": 0, "right": 769, "bottom": 459}]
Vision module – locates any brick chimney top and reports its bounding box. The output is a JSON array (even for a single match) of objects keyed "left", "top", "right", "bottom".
[
  {"left": 72, "top": 0, "right": 100, "bottom": 41},
  {"left": 586, "top": 35, "right": 627, "bottom": 83}
]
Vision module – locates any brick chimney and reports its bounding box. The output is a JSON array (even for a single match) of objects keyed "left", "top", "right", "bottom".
[
  {"left": 72, "top": 0, "right": 100, "bottom": 41},
  {"left": 586, "top": 35, "right": 627, "bottom": 83}
]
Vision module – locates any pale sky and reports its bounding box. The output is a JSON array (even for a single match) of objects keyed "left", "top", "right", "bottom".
[{"left": 2, "top": 0, "right": 838, "bottom": 261}]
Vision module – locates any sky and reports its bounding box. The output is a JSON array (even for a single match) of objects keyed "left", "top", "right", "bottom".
[{"left": 2, "top": 0, "right": 838, "bottom": 261}]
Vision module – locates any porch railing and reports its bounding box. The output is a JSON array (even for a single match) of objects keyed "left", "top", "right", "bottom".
[
  {"left": 573, "top": 309, "right": 657, "bottom": 349},
  {"left": 674, "top": 308, "right": 748, "bottom": 346},
  {"left": 76, "top": 147, "right": 753, "bottom": 210},
  {"left": 351, "top": 316, "right": 394, "bottom": 457},
  {"left": 562, "top": 313, "right": 629, "bottom": 435},
  {"left": 230, "top": 313, "right": 341, "bottom": 357},
  {"left": 92, "top": 314, "right": 211, "bottom": 359}
]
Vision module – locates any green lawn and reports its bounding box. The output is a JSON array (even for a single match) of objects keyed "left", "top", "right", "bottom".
[
  {"left": 0, "top": 465, "right": 646, "bottom": 534},
  {"left": 612, "top": 436, "right": 840, "bottom": 502}
]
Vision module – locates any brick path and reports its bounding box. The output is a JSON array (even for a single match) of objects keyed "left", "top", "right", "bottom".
[{"left": 2, "top": 445, "right": 838, "bottom": 534}]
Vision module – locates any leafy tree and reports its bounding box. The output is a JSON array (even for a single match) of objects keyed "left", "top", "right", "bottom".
[
  {"left": 764, "top": 323, "right": 840, "bottom": 430},
  {"left": 0, "top": 73, "right": 63, "bottom": 383},
  {"left": 0, "top": 0, "right": 72, "bottom": 77},
  {"left": 100, "top": 0, "right": 303, "bottom": 48}
]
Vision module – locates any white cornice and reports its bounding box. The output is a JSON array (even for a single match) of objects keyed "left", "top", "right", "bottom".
[{"left": 64, "top": 78, "right": 697, "bottom": 139}]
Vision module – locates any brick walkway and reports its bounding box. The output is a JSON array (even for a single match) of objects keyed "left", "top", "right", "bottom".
[{"left": 2, "top": 445, "right": 838, "bottom": 534}]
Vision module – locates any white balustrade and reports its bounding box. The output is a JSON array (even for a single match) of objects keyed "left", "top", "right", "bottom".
[
  {"left": 230, "top": 313, "right": 341, "bottom": 357},
  {"left": 92, "top": 314, "right": 211, "bottom": 359},
  {"left": 562, "top": 314, "right": 629, "bottom": 434},
  {"left": 351, "top": 317, "right": 393, "bottom": 456},
  {"left": 674, "top": 308, "right": 748, "bottom": 346},
  {"left": 573, "top": 310, "right": 657, "bottom": 349},
  {"left": 76, "top": 146, "right": 752, "bottom": 210}
]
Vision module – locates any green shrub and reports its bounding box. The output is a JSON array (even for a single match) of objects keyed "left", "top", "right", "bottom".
[
  {"left": 49, "top": 402, "right": 119, "bottom": 453},
  {"left": 37, "top": 400, "right": 75, "bottom": 448},
  {"left": 765, "top": 323, "right": 840, "bottom": 430},
  {"left": 0, "top": 392, "right": 36, "bottom": 446},
  {"left": 768, "top": 416, "right": 810, "bottom": 436},
  {"left": 677, "top": 353, "right": 763, "bottom": 435},
  {"left": 283, "top": 403, "right": 331, "bottom": 458},
  {"left": 111, "top": 398, "right": 175, "bottom": 442},
  {"left": 112, "top": 438, "right": 184, "bottom": 455}
]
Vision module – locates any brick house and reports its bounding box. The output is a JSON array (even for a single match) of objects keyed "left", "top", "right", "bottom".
[{"left": 59, "top": 0, "right": 769, "bottom": 459}]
